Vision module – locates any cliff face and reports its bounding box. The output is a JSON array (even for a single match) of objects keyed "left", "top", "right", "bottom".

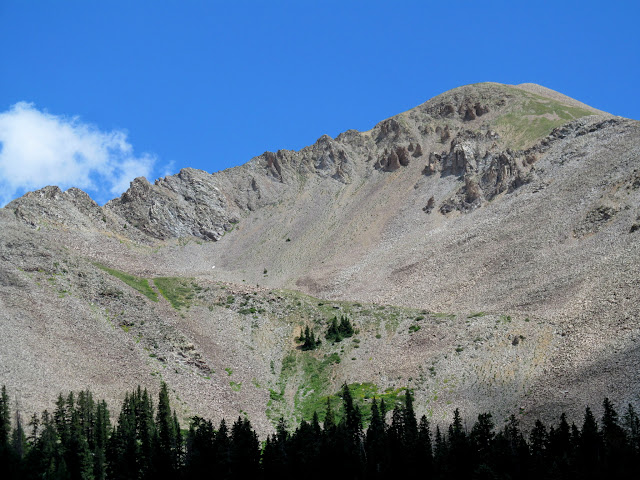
[{"left": 1, "top": 82, "right": 639, "bottom": 434}]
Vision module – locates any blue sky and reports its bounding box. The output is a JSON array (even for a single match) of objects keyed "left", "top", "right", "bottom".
[{"left": 0, "top": 1, "right": 638, "bottom": 205}]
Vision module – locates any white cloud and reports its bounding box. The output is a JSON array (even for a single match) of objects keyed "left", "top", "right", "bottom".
[{"left": 0, "top": 102, "right": 156, "bottom": 206}]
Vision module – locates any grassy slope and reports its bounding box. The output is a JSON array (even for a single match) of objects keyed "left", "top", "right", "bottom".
[{"left": 496, "top": 89, "right": 595, "bottom": 149}]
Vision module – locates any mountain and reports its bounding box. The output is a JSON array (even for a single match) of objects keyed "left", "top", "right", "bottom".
[{"left": 1, "top": 82, "right": 638, "bottom": 434}]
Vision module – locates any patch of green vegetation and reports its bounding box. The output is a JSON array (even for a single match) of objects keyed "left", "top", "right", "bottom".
[
  {"left": 335, "top": 383, "right": 407, "bottom": 425},
  {"left": 225, "top": 367, "right": 233, "bottom": 376},
  {"left": 325, "top": 316, "right": 355, "bottom": 343},
  {"left": 153, "top": 277, "right": 197, "bottom": 309},
  {"left": 230, "top": 381, "right": 242, "bottom": 392},
  {"left": 468, "top": 312, "right": 486, "bottom": 318},
  {"left": 497, "top": 94, "right": 594, "bottom": 149},
  {"left": 238, "top": 307, "right": 257, "bottom": 315},
  {"left": 408, "top": 324, "right": 421, "bottom": 333},
  {"left": 94, "top": 263, "right": 158, "bottom": 301}
]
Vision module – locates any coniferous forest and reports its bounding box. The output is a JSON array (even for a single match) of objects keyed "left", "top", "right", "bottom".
[{"left": 1, "top": 384, "right": 639, "bottom": 480}]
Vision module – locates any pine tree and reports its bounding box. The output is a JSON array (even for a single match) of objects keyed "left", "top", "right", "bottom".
[
  {"left": 93, "top": 400, "right": 110, "bottom": 480},
  {"left": 601, "top": 397, "right": 630, "bottom": 476},
  {"left": 502, "top": 414, "right": 529, "bottom": 479},
  {"left": 433, "top": 425, "right": 447, "bottom": 474},
  {"left": 326, "top": 317, "right": 341, "bottom": 342},
  {"left": 401, "top": 389, "right": 421, "bottom": 475},
  {"left": 290, "top": 419, "right": 321, "bottom": 478},
  {"left": 623, "top": 403, "right": 640, "bottom": 477},
  {"left": 301, "top": 326, "right": 321, "bottom": 350},
  {"left": 448, "top": 408, "right": 471, "bottom": 478},
  {"left": 388, "top": 404, "right": 405, "bottom": 474},
  {"left": 365, "top": 398, "right": 387, "bottom": 477},
  {"left": 212, "top": 419, "right": 231, "bottom": 479},
  {"left": 339, "top": 316, "right": 355, "bottom": 337},
  {"left": 154, "top": 382, "right": 180, "bottom": 478},
  {"left": 341, "top": 383, "right": 363, "bottom": 445},
  {"left": 323, "top": 397, "right": 335, "bottom": 433},
  {"left": 185, "top": 416, "right": 213, "bottom": 478},
  {"left": 623, "top": 403, "right": 640, "bottom": 457},
  {"left": 403, "top": 389, "right": 418, "bottom": 446},
  {"left": 27, "top": 410, "right": 67, "bottom": 480},
  {"left": 66, "top": 405, "right": 95, "bottom": 480},
  {"left": 417, "top": 415, "right": 433, "bottom": 475},
  {"left": 470, "top": 412, "right": 494, "bottom": 465},
  {"left": 529, "top": 418, "right": 548, "bottom": 475},
  {"left": 337, "top": 384, "right": 364, "bottom": 478},
  {"left": 54, "top": 393, "right": 71, "bottom": 448},
  {"left": 578, "top": 406, "right": 603, "bottom": 479},
  {"left": 548, "top": 412, "right": 572, "bottom": 467},
  {"left": 230, "top": 417, "right": 260, "bottom": 478},
  {"left": 0, "top": 386, "right": 10, "bottom": 455}
]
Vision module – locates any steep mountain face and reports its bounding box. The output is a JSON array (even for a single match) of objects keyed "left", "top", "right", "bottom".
[{"left": 1, "top": 82, "right": 638, "bottom": 434}]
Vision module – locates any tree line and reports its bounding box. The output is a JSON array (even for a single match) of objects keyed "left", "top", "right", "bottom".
[{"left": 1, "top": 383, "right": 639, "bottom": 479}]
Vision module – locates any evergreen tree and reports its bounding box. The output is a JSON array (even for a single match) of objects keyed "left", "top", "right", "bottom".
[
  {"left": 528, "top": 418, "right": 548, "bottom": 475},
  {"left": 311, "top": 411, "right": 321, "bottom": 438},
  {"left": 323, "top": 397, "right": 336, "bottom": 433},
  {"left": 623, "top": 403, "right": 640, "bottom": 477},
  {"left": 26, "top": 410, "right": 68, "bottom": 480},
  {"left": 266, "top": 417, "right": 289, "bottom": 478},
  {"left": 417, "top": 415, "right": 433, "bottom": 477},
  {"left": 326, "top": 316, "right": 355, "bottom": 343},
  {"left": 12, "top": 408, "right": 26, "bottom": 459},
  {"left": 54, "top": 393, "right": 71, "bottom": 449},
  {"left": 300, "top": 326, "right": 321, "bottom": 350},
  {"left": 261, "top": 435, "right": 280, "bottom": 480},
  {"left": 623, "top": 403, "right": 640, "bottom": 457},
  {"left": 365, "top": 398, "right": 387, "bottom": 477},
  {"left": 578, "top": 406, "right": 603, "bottom": 479},
  {"left": 338, "top": 315, "right": 355, "bottom": 337},
  {"left": 325, "top": 317, "right": 341, "bottom": 342},
  {"left": 403, "top": 389, "right": 418, "bottom": 446},
  {"left": 185, "top": 416, "right": 215, "bottom": 479},
  {"left": 290, "top": 419, "right": 321, "bottom": 479},
  {"left": 447, "top": 408, "right": 471, "bottom": 479},
  {"left": 108, "top": 388, "right": 155, "bottom": 480},
  {"left": 335, "top": 384, "right": 364, "bottom": 478},
  {"left": 548, "top": 412, "right": 573, "bottom": 473},
  {"left": 433, "top": 425, "right": 447, "bottom": 475},
  {"left": 230, "top": 416, "right": 260, "bottom": 478},
  {"left": 470, "top": 412, "right": 494, "bottom": 466},
  {"left": 212, "top": 419, "right": 231, "bottom": 479},
  {"left": 66, "top": 405, "right": 94, "bottom": 480},
  {"left": 0, "top": 385, "right": 10, "bottom": 455},
  {"left": 154, "top": 382, "right": 180, "bottom": 479},
  {"left": 93, "top": 401, "right": 110, "bottom": 480},
  {"left": 387, "top": 404, "right": 405, "bottom": 473},
  {"left": 341, "top": 383, "right": 363, "bottom": 446},
  {"left": 601, "top": 398, "right": 630, "bottom": 476}
]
